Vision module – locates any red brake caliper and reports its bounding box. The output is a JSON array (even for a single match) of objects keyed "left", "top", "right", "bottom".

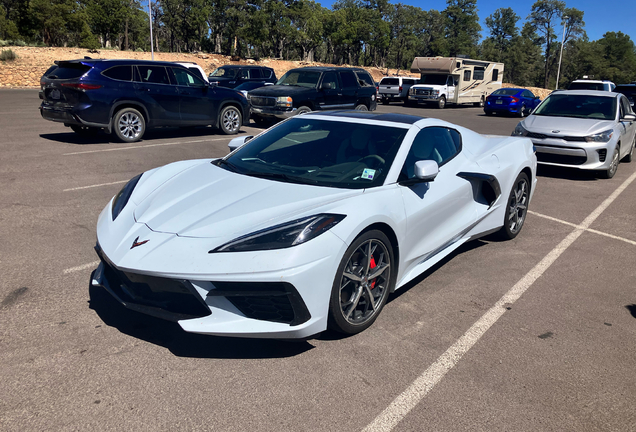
[{"left": 369, "top": 256, "right": 377, "bottom": 289}]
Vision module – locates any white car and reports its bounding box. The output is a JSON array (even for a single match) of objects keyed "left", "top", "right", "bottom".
[
  {"left": 93, "top": 112, "right": 537, "bottom": 339},
  {"left": 176, "top": 62, "right": 208, "bottom": 83},
  {"left": 513, "top": 90, "right": 636, "bottom": 178}
]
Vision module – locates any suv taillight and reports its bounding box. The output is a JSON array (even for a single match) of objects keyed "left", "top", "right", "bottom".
[
  {"left": 399, "top": 86, "right": 403, "bottom": 92},
  {"left": 60, "top": 83, "right": 102, "bottom": 90}
]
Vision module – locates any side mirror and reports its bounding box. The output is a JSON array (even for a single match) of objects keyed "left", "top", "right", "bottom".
[
  {"left": 622, "top": 113, "right": 636, "bottom": 121},
  {"left": 414, "top": 160, "right": 439, "bottom": 182},
  {"left": 321, "top": 82, "right": 333, "bottom": 90},
  {"left": 228, "top": 135, "right": 253, "bottom": 152}
]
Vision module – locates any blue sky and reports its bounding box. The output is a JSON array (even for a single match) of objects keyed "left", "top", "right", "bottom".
[{"left": 318, "top": 0, "right": 636, "bottom": 43}]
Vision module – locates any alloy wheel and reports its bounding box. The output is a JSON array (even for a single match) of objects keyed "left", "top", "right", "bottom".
[
  {"left": 118, "top": 112, "right": 142, "bottom": 140},
  {"left": 222, "top": 108, "right": 240, "bottom": 133},
  {"left": 508, "top": 177, "right": 528, "bottom": 235}
]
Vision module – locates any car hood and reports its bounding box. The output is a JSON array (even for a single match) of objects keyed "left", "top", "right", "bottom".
[
  {"left": 523, "top": 115, "right": 616, "bottom": 136},
  {"left": 249, "top": 85, "right": 313, "bottom": 97},
  {"left": 133, "top": 162, "right": 362, "bottom": 239}
]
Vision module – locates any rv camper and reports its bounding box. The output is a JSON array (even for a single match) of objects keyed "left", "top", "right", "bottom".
[{"left": 407, "top": 57, "right": 504, "bottom": 109}]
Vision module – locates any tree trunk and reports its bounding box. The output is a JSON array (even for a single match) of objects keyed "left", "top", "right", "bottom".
[{"left": 543, "top": 28, "right": 551, "bottom": 89}]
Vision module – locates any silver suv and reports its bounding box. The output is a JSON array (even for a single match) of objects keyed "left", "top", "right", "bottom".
[{"left": 378, "top": 76, "right": 417, "bottom": 104}]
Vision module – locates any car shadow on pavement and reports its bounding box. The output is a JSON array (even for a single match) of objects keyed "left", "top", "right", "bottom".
[
  {"left": 536, "top": 164, "right": 600, "bottom": 181},
  {"left": 88, "top": 282, "right": 314, "bottom": 359},
  {"left": 626, "top": 304, "right": 636, "bottom": 318},
  {"left": 40, "top": 126, "right": 246, "bottom": 145}
]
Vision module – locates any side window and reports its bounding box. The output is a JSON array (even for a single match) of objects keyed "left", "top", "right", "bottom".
[
  {"left": 172, "top": 67, "right": 205, "bottom": 87},
  {"left": 464, "top": 70, "right": 472, "bottom": 81},
  {"left": 102, "top": 65, "right": 132, "bottom": 81},
  {"left": 355, "top": 71, "right": 374, "bottom": 87},
  {"left": 473, "top": 67, "right": 485, "bottom": 80},
  {"left": 401, "top": 127, "right": 462, "bottom": 179},
  {"left": 339, "top": 71, "right": 358, "bottom": 88},
  {"left": 492, "top": 69, "right": 499, "bottom": 82},
  {"left": 446, "top": 75, "right": 454, "bottom": 86},
  {"left": 238, "top": 69, "right": 249, "bottom": 79},
  {"left": 262, "top": 69, "right": 272, "bottom": 79},
  {"left": 321, "top": 72, "right": 339, "bottom": 90},
  {"left": 250, "top": 68, "right": 262, "bottom": 79},
  {"left": 620, "top": 96, "right": 632, "bottom": 117},
  {"left": 136, "top": 65, "right": 170, "bottom": 85},
  {"left": 522, "top": 90, "right": 533, "bottom": 98}
]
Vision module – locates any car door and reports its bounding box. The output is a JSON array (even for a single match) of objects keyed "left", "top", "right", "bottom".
[
  {"left": 619, "top": 95, "right": 636, "bottom": 157},
  {"left": 446, "top": 75, "right": 456, "bottom": 102},
  {"left": 170, "top": 67, "right": 212, "bottom": 125},
  {"left": 339, "top": 70, "right": 359, "bottom": 108},
  {"left": 398, "top": 127, "right": 477, "bottom": 274},
  {"left": 133, "top": 65, "right": 180, "bottom": 125},
  {"left": 318, "top": 72, "right": 342, "bottom": 109}
]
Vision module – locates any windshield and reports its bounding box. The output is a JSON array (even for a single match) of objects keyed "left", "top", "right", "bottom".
[
  {"left": 568, "top": 82, "right": 606, "bottom": 91},
  {"left": 533, "top": 94, "right": 617, "bottom": 120},
  {"left": 492, "top": 89, "right": 520, "bottom": 96},
  {"left": 220, "top": 118, "right": 407, "bottom": 189},
  {"left": 418, "top": 75, "right": 448, "bottom": 85},
  {"left": 276, "top": 70, "right": 321, "bottom": 88},
  {"left": 210, "top": 67, "right": 237, "bottom": 79}
]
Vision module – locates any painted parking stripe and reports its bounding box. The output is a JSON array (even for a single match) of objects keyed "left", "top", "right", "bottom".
[
  {"left": 362, "top": 169, "right": 636, "bottom": 432},
  {"left": 64, "top": 180, "right": 128, "bottom": 192},
  {"left": 63, "top": 261, "right": 100, "bottom": 275},
  {"left": 63, "top": 136, "right": 237, "bottom": 156},
  {"left": 529, "top": 210, "right": 636, "bottom": 246}
]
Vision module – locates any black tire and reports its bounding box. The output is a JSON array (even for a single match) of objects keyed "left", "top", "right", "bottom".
[
  {"left": 219, "top": 105, "right": 242, "bottom": 135},
  {"left": 437, "top": 96, "right": 446, "bottom": 109},
  {"left": 113, "top": 107, "right": 145, "bottom": 143},
  {"left": 328, "top": 230, "right": 395, "bottom": 335},
  {"left": 518, "top": 104, "right": 527, "bottom": 118},
  {"left": 621, "top": 136, "right": 635, "bottom": 163},
  {"left": 498, "top": 172, "right": 530, "bottom": 240},
  {"left": 355, "top": 103, "right": 369, "bottom": 111},
  {"left": 485, "top": 110, "right": 493, "bottom": 116},
  {"left": 601, "top": 145, "right": 620, "bottom": 179},
  {"left": 296, "top": 106, "right": 312, "bottom": 115},
  {"left": 404, "top": 100, "right": 415, "bottom": 107},
  {"left": 70, "top": 125, "right": 99, "bottom": 137},
  {"left": 382, "top": 99, "right": 389, "bottom": 105}
]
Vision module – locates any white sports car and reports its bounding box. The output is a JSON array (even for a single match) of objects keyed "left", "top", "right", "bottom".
[{"left": 93, "top": 111, "right": 537, "bottom": 339}]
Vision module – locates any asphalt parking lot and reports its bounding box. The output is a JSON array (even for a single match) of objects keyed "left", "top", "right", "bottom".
[{"left": 1, "top": 89, "right": 635, "bottom": 431}]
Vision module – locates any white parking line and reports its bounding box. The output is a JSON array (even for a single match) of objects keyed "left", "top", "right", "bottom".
[
  {"left": 63, "top": 136, "right": 235, "bottom": 156},
  {"left": 63, "top": 260, "right": 100, "bottom": 275},
  {"left": 529, "top": 210, "right": 636, "bottom": 246},
  {"left": 362, "top": 169, "right": 636, "bottom": 432},
  {"left": 63, "top": 180, "right": 128, "bottom": 192}
]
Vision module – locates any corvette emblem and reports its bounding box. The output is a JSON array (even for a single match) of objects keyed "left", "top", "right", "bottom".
[
  {"left": 552, "top": 130, "right": 560, "bottom": 133},
  {"left": 130, "top": 236, "right": 149, "bottom": 249}
]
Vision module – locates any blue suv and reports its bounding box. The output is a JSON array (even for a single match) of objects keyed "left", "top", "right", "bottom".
[{"left": 39, "top": 59, "right": 250, "bottom": 142}]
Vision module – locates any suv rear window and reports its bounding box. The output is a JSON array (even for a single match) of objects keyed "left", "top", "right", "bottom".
[
  {"left": 569, "top": 82, "right": 605, "bottom": 91},
  {"left": 355, "top": 70, "right": 374, "bottom": 87},
  {"left": 381, "top": 78, "right": 399, "bottom": 85},
  {"left": 48, "top": 63, "right": 91, "bottom": 80}
]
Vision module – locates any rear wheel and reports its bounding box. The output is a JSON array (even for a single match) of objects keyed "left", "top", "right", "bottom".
[
  {"left": 355, "top": 103, "right": 369, "bottom": 111},
  {"left": 219, "top": 105, "right": 241, "bottom": 135},
  {"left": 437, "top": 96, "right": 446, "bottom": 109},
  {"left": 113, "top": 108, "right": 145, "bottom": 143},
  {"left": 601, "top": 145, "right": 620, "bottom": 178},
  {"left": 518, "top": 104, "right": 527, "bottom": 117},
  {"left": 70, "top": 125, "right": 99, "bottom": 137},
  {"left": 328, "top": 230, "right": 394, "bottom": 335},
  {"left": 498, "top": 172, "right": 530, "bottom": 240}
]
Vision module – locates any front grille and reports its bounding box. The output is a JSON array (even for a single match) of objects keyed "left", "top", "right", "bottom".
[
  {"left": 562, "top": 136, "right": 587, "bottom": 142},
  {"left": 98, "top": 253, "right": 211, "bottom": 321},
  {"left": 527, "top": 132, "right": 547, "bottom": 139},
  {"left": 528, "top": 132, "right": 586, "bottom": 142},
  {"left": 598, "top": 149, "right": 607, "bottom": 162},
  {"left": 416, "top": 89, "right": 433, "bottom": 96},
  {"left": 536, "top": 152, "right": 587, "bottom": 165},
  {"left": 207, "top": 282, "right": 310, "bottom": 326},
  {"left": 250, "top": 96, "right": 276, "bottom": 107}
]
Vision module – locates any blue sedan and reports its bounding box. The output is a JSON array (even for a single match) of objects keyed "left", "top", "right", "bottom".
[{"left": 484, "top": 88, "right": 541, "bottom": 117}]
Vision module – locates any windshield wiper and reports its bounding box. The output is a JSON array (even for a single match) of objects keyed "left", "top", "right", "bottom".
[
  {"left": 216, "top": 158, "right": 242, "bottom": 173},
  {"left": 245, "top": 171, "right": 318, "bottom": 185}
]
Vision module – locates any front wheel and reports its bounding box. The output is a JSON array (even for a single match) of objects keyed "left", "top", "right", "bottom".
[
  {"left": 498, "top": 172, "right": 530, "bottom": 240},
  {"left": 113, "top": 107, "right": 145, "bottom": 143},
  {"left": 328, "top": 230, "right": 395, "bottom": 335},
  {"left": 601, "top": 145, "right": 620, "bottom": 178},
  {"left": 219, "top": 105, "right": 242, "bottom": 135},
  {"left": 437, "top": 96, "right": 446, "bottom": 109},
  {"left": 296, "top": 106, "right": 312, "bottom": 115}
]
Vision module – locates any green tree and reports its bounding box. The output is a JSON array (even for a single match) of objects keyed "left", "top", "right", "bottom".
[
  {"left": 444, "top": 0, "right": 481, "bottom": 57},
  {"left": 484, "top": 7, "right": 518, "bottom": 61}
]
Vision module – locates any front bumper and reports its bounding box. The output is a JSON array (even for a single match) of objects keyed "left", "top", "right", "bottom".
[
  {"left": 250, "top": 105, "right": 298, "bottom": 119},
  {"left": 528, "top": 135, "right": 616, "bottom": 169},
  {"left": 408, "top": 95, "right": 441, "bottom": 103}
]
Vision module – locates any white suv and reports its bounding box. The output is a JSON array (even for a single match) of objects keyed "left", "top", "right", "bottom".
[{"left": 568, "top": 79, "right": 615, "bottom": 92}]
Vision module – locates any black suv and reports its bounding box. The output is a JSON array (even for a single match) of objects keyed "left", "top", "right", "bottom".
[
  {"left": 248, "top": 67, "right": 377, "bottom": 123},
  {"left": 614, "top": 84, "right": 636, "bottom": 108},
  {"left": 39, "top": 59, "right": 250, "bottom": 142},
  {"left": 208, "top": 65, "right": 277, "bottom": 89}
]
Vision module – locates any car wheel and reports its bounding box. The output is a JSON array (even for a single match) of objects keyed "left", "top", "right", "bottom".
[
  {"left": 328, "top": 230, "right": 395, "bottom": 335},
  {"left": 296, "top": 106, "right": 312, "bottom": 115},
  {"left": 518, "top": 104, "right": 526, "bottom": 118},
  {"left": 70, "top": 125, "right": 99, "bottom": 137},
  {"left": 113, "top": 108, "right": 145, "bottom": 143},
  {"left": 485, "top": 110, "right": 493, "bottom": 116},
  {"left": 355, "top": 103, "right": 368, "bottom": 111},
  {"left": 601, "top": 145, "right": 620, "bottom": 178},
  {"left": 621, "top": 136, "right": 635, "bottom": 163},
  {"left": 498, "top": 172, "right": 530, "bottom": 240},
  {"left": 382, "top": 99, "right": 389, "bottom": 105},
  {"left": 219, "top": 105, "right": 241, "bottom": 135},
  {"left": 437, "top": 96, "right": 446, "bottom": 109}
]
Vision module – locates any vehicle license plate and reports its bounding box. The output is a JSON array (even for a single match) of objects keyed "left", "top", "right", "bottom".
[
  {"left": 50, "top": 89, "right": 61, "bottom": 100},
  {"left": 495, "top": 100, "right": 503, "bottom": 104}
]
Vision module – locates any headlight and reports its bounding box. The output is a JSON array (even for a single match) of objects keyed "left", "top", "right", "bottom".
[
  {"left": 111, "top": 174, "right": 142, "bottom": 220},
  {"left": 585, "top": 129, "right": 614, "bottom": 142},
  {"left": 210, "top": 214, "right": 346, "bottom": 253},
  {"left": 432, "top": 89, "right": 439, "bottom": 95},
  {"left": 512, "top": 123, "right": 528, "bottom": 137},
  {"left": 409, "top": 88, "right": 415, "bottom": 95},
  {"left": 276, "top": 96, "right": 293, "bottom": 108}
]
